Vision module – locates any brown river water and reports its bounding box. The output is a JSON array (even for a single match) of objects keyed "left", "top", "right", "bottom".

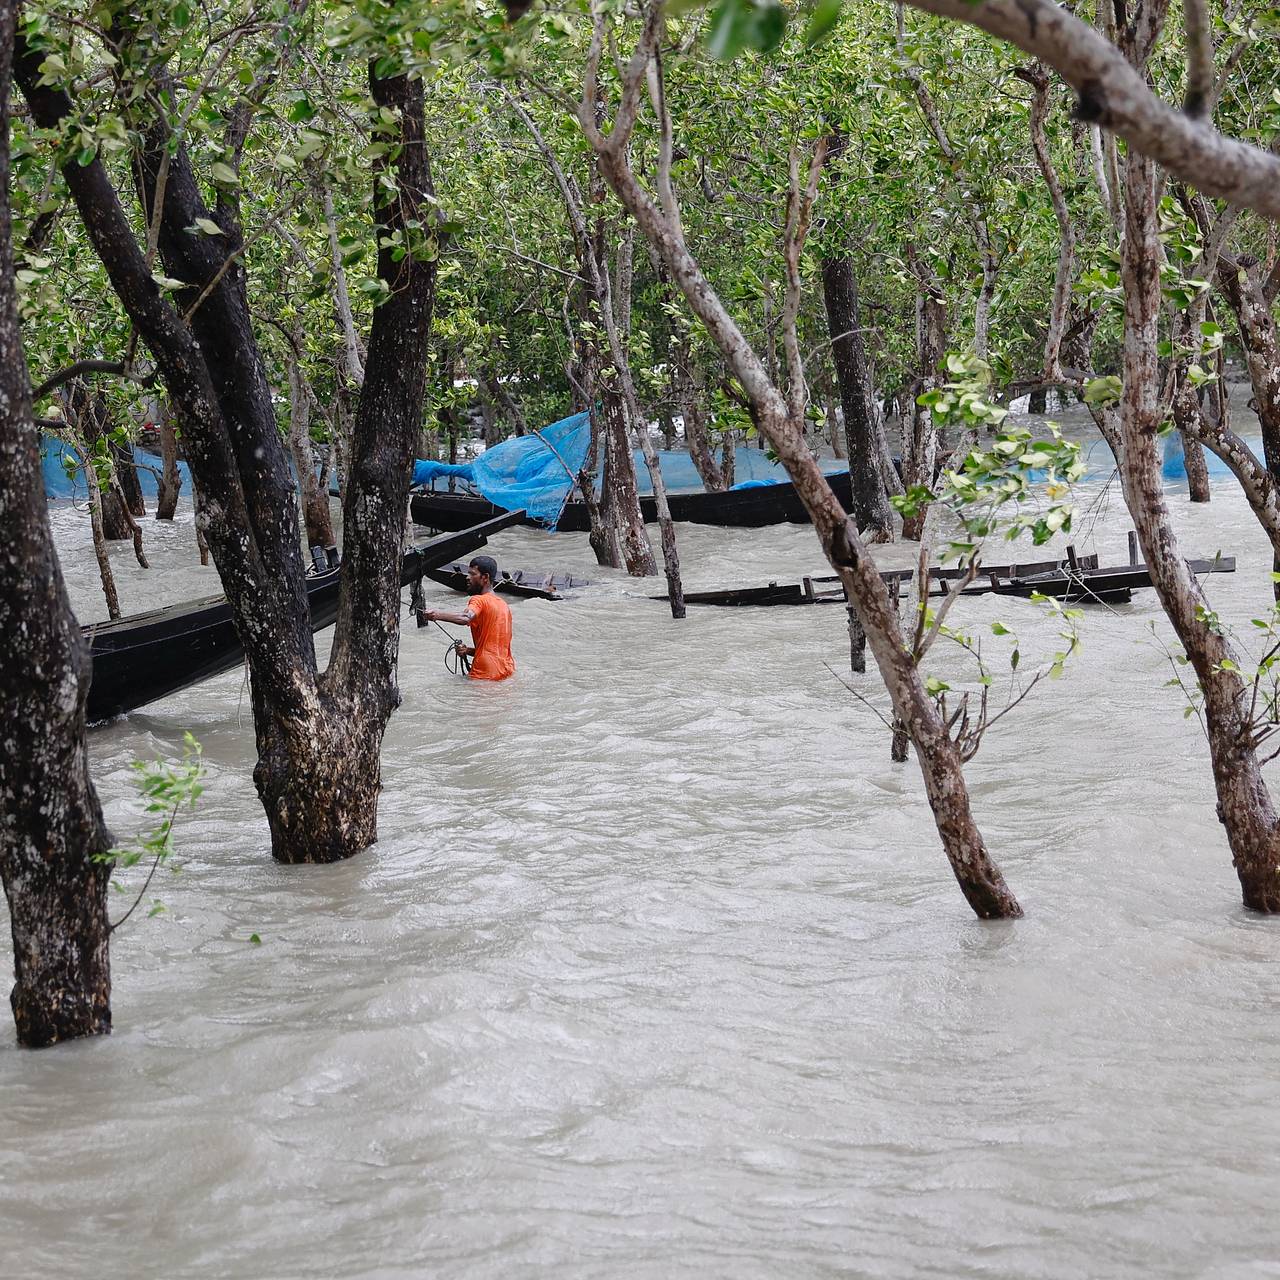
[{"left": 4, "top": 412, "right": 1280, "bottom": 1278}]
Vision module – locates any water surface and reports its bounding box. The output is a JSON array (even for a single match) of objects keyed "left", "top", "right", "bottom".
[{"left": 4, "top": 430, "right": 1280, "bottom": 1278}]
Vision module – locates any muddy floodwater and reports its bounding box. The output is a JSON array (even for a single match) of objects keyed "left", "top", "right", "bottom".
[{"left": 5, "top": 419, "right": 1280, "bottom": 1278}]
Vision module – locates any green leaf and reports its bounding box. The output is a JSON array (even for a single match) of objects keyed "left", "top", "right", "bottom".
[
  {"left": 805, "top": 0, "right": 842, "bottom": 44},
  {"left": 249, "top": 933, "right": 262, "bottom": 945},
  {"left": 210, "top": 161, "right": 239, "bottom": 187},
  {"left": 707, "top": 0, "right": 786, "bottom": 58},
  {"left": 1084, "top": 375, "right": 1123, "bottom": 407},
  {"left": 189, "top": 217, "right": 223, "bottom": 236}
]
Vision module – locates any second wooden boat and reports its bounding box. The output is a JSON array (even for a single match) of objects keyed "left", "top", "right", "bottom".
[{"left": 85, "top": 512, "right": 525, "bottom": 723}]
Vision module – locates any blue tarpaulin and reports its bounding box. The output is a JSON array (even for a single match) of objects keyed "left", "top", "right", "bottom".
[
  {"left": 409, "top": 408, "right": 1253, "bottom": 529},
  {"left": 42, "top": 434, "right": 192, "bottom": 501},
  {"left": 1160, "top": 430, "right": 1264, "bottom": 481},
  {"left": 410, "top": 411, "right": 848, "bottom": 527},
  {"left": 631, "top": 445, "right": 817, "bottom": 494}
]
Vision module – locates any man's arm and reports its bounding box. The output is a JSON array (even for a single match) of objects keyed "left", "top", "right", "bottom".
[{"left": 419, "top": 607, "right": 475, "bottom": 626}]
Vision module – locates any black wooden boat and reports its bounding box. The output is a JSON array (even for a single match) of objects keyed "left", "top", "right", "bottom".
[
  {"left": 410, "top": 469, "right": 855, "bottom": 532},
  {"left": 424, "top": 563, "right": 592, "bottom": 601},
  {"left": 85, "top": 511, "right": 525, "bottom": 724},
  {"left": 991, "top": 556, "right": 1235, "bottom": 604},
  {"left": 666, "top": 551, "right": 1236, "bottom": 608},
  {"left": 665, "top": 553, "right": 1102, "bottom": 608}
]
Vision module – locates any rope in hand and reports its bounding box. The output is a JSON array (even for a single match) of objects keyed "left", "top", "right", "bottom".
[
  {"left": 421, "top": 611, "right": 472, "bottom": 676},
  {"left": 404, "top": 578, "right": 472, "bottom": 676}
]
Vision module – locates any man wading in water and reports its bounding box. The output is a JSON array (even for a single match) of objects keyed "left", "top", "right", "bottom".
[{"left": 419, "top": 555, "right": 516, "bottom": 681}]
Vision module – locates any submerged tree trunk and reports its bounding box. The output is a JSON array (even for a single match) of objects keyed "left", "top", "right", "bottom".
[
  {"left": 606, "top": 224, "right": 682, "bottom": 609},
  {"left": 86, "top": 472, "right": 121, "bottom": 620},
  {"left": 114, "top": 436, "right": 145, "bottom": 518},
  {"left": 583, "top": 30, "right": 1020, "bottom": 917},
  {"left": 0, "top": 4, "right": 113, "bottom": 1046},
  {"left": 17, "top": 35, "right": 438, "bottom": 867},
  {"left": 253, "top": 64, "right": 438, "bottom": 863},
  {"left": 599, "top": 386, "right": 655, "bottom": 577},
  {"left": 820, "top": 247, "right": 893, "bottom": 540},
  {"left": 286, "top": 333, "right": 335, "bottom": 550},
  {"left": 901, "top": 257, "right": 947, "bottom": 542},
  {"left": 155, "top": 402, "right": 181, "bottom": 520},
  {"left": 1116, "top": 153, "right": 1280, "bottom": 912}
]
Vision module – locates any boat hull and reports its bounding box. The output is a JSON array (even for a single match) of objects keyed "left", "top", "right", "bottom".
[{"left": 410, "top": 470, "right": 856, "bottom": 531}]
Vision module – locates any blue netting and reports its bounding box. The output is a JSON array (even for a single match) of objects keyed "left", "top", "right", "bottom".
[{"left": 412, "top": 410, "right": 592, "bottom": 527}]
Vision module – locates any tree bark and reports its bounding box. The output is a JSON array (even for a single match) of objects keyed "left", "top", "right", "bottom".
[
  {"left": 685, "top": 396, "right": 727, "bottom": 490},
  {"left": 112, "top": 430, "right": 145, "bottom": 517},
  {"left": 86, "top": 468, "right": 121, "bottom": 620},
  {"left": 599, "top": 384, "right": 655, "bottom": 576},
  {"left": 1217, "top": 255, "right": 1280, "bottom": 480},
  {"left": 255, "top": 60, "right": 438, "bottom": 863},
  {"left": 825, "top": 393, "right": 847, "bottom": 458},
  {"left": 285, "top": 331, "right": 335, "bottom": 549},
  {"left": 674, "top": 338, "right": 727, "bottom": 490},
  {"left": 1019, "top": 63, "right": 1076, "bottom": 382},
  {"left": 1116, "top": 151, "right": 1280, "bottom": 912},
  {"left": 580, "top": 16, "right": 1020, "bottom": 917},
  {"left": 579, "top": 400, "right": 617, "bottom": 567},
  {"left": 602, "top": 223, "right": 681, "bottom": 607},
  {"left": 1217, "top": 253, "right": 1280, "bottom": 585},
  {"left": 155, "top": 401, "right": 182, "bottom": 520},
  {"left": 16, "top": 31, "right": 437, "bottom": 866},
  {"left": 1170, "top": 369, "right": 1212, "bottom": 503},
  {"left": 901, "top": 251, "right": 947, "bottom": 542},
  {"left": 820, "top": 248, "right": 893, "bottom": 540},
  {"left": 0, "top": 3, "right": 113, "bottom": 1046},
  {"left": 502, "top": 89, "right": 654, "bottom": 574}
]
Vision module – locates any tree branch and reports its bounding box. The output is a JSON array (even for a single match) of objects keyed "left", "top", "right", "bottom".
[
  {"left": 31, "top": 359, "right": 151, "bottom": 403},
  {"left": 1181, "top": 0, "right": 1214, "bottom": 120},
  {"left": 904, "top": 0, "right": 1280, "bottom": 221}
]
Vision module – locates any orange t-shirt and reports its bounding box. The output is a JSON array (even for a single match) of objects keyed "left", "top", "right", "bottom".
[{"left": 466, "top": 592, "right": 515, "bottom": 681}]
